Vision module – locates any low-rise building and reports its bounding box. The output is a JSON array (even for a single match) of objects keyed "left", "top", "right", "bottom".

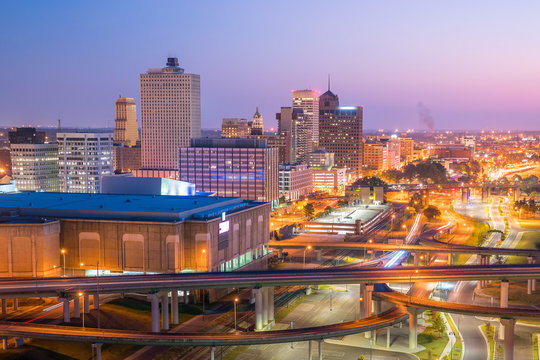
[
  {"left": 278, "top": 163, "right": 312, "bottom": 201},
  {"left": 0, "top": 192, "right": 270, "bottom": 278},
  {"left": 312, "top": 167, "right": 346, "bottom": 194}
]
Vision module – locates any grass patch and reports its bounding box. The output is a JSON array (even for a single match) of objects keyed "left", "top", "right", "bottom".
[
  {"left": 507, "top": 231, "right": 540, "bottom": 264},
  {"left": 415, "top": 311, "right": 449, "bottom": 360},
  {"left": 533, "top": 334, "right": 539, "bottom": 360},
  {"left": 481, "top": 323, "right": 495, "bottom": 360},
  {"left": 450, "top": 209, "right": 489, "bottom": 264}
]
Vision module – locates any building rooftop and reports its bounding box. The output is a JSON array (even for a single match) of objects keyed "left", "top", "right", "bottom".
[{"left": 0, "top": 192, "right": 264, "bottom": 222}]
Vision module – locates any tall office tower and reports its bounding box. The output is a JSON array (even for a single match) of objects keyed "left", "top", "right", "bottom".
[
  {"left": 319, "top": 89, "right": 364, "bottom": 174},
  {"left": 292, "top": 90, "right": 319, "bottom": 162},
  {"left": 140, "top": 57, "right": 201, "bottom": 169},
  {"left": 178, "top": 138, "right": 279, "bottom": 206},
  {"left": 221, "top": 118, "right": 250, "bottom": 138},
  {"left": 250, "top": 106, "right": 263, "bottom": 135},
  {"left": 276, "top": 107, "right": 302, "bottom": 163},
  {"left": 386, "top": 137, "right": 401, "bottom": 170},
  {"left": 114, "top": 97, "right": 139, "bottom": 146},
  {"left": 58, "top": 132, "right": 113, "bottom": 193},
  {"left": 9, "top": 127, "right": 59, "bottom": 192}
]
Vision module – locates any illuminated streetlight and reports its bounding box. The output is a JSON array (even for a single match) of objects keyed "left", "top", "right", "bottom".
[
  {"left": 78, "top": 292, "right": 85, "bottom": 328},
  {"left": 234, "top": 297, "right": 239, "bottom": 330},
  {"left": 303, "top": 246, "right": 312, "bottom": 268},
  {"left": 60, "top": 249, "right": 66, "bottom": 277},
  {"left": 201, "top": 249, "right": 206, "bottom": 271}
]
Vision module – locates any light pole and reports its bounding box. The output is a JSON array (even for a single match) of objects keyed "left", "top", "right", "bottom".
[
  {"left": 330, "top": 288, "right": 333, "bottom": 311},
  {"left": 303, "top": 246, "right": 312, "bottom": 268},
  {"left": 356, "top": 296, "right": 363, "bottom": 320},
  {"left": 96, "top": 261, "right": 100, "bottom": 329},
  {"left": 391, "top": 214, "right": 395, "bottom": 228},
  {"left": 402, "top": 224, "right": 408, "bottom": 236},
  {"left": 233, "top": 297, "right": 239, "bottom": 330},
  {"left": 60, "top": 249, "right": 66, "bottom": 277},
  {"left": 201, "top": 249, "right": 206, "bottom": 271}
]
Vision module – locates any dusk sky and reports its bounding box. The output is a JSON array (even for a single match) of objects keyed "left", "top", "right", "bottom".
[{"left": 1, "top": 1, "right": 539, "bottom": 131}]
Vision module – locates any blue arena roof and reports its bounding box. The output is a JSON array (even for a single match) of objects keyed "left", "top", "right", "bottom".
[{"left": 0, "top": 193, "right": 265, "bottom": 222}]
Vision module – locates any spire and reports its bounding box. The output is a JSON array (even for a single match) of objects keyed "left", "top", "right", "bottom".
[
  {"left": 328, "top": 74, "right": 331, "bottom": 91},
  {"left": 254, "top": 106, "right": 261, "bottom": 117}
]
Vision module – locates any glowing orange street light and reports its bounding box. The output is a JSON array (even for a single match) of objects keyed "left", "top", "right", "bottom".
[
  {"left": 60, "top": 249, "right": 66, "bottom": 277},
  {"left": 234, "top": 297, "right": 239, "bottom": 330}
]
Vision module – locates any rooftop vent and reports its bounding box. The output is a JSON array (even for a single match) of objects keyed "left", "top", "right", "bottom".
[{"left": 167, "top": 57, "right": 179, "bottom": 67}]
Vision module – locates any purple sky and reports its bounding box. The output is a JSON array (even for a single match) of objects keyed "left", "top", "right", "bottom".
[{"left": 1, "top": 1, "right": 539, "bottom": 130}]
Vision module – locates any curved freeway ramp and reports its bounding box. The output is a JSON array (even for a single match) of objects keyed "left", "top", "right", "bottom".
[{"left": 0, "top": 307, "right": 407, "bottom": 346}]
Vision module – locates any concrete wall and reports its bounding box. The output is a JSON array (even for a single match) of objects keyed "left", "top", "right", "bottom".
[{"left": 0, "top": 221, "right": 60, "bottom": 277}]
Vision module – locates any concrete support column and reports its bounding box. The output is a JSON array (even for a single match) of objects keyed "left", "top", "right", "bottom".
[
  {"left": 359, "top": 283, "right": 366, "bottom": 319},
  {"left": 254, "top": 288, "right": 263, "bottom": 330},
  {"left": 73, "top": 295, "right": 80, "bottom": 318},
  {"left": 148, "top": 293, "right": 160, "bottom": 333},
  {"left": 413, "top": 253, "right": 418, "bottom": 267},
  {"left": 448, "top": 253, "right": 453, "bottom": 265},
  {"left": 184, "top": 291, "right": 189, "bottom": 304},
  {"left": 527, "top": 257, "right": 536, "bottom": 294},
  {"left": 501, "top": 318, "right": 516, "bottom": 360},
  {"left": 1, "top": 299, "right": 6, "bottom": 315},
  {"left": 211, "top": 346, "right": 216, "bottom": 360},
  {"left": 267, "top": 287, "right": 274, "bottom": 323},
  {"left": 171, "top": 291, "right": 179, "bottom": 325},
  {"left": 308, "top": 340, "right": 312, "bottom": 360},
  {"left": 316, "top": 250, "right": 322, "bottom": 261},
  {"left": 2, "top": 337, "right": 8, "bottom": 350},
  {"left": 407, "top": 307, "right": 418, "bottom": 350},
  {"left": 161, "top": 291, "right": 169, "bottom": 331},
  {"left": 262, "top": 287, "right": 269, "bottom": 326},
  {"left": 13, "top": 299, "right": 18, "bottom": 311},
  {"left": 364, "top": 284, "right": 373, "bottom": 339},
  {"left": 500, "top": 280, "right": 509, "bottom": 308},
  {"left": 93, "top": 294, "right": 99, "bottom": 310},
  {"left": 386, "top": 327, "right": 391, "bottom": 348},
  {"left": 83, "top": 294, "right": 90, "bottom": 314},
  {"left": 374, "top": 299, "right": 382, "bottom": 315},
  {"left": 61, "top": 298, "right": 70, "bottom": 323},
  {"left": 94, "top": 343, "right": 102, "bottom": 360},
  {"left": 318, "top": 340, "right": 323, "bottom": 360}
]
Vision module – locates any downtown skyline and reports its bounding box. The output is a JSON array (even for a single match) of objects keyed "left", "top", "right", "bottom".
[{"left": 1, "top": 1, "right": 540, "bottom": 131}]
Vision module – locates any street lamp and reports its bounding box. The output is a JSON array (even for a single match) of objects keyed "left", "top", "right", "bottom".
[
  {"left": 60, "top": 249, "right": 66, "bottom": 277},
  {"left": 391, "top": 214, "right": 395, "bottom": 228},
  {"left": 303, "top": 246, "right": 312, "bottom": 268},
  {"left": 201, "top": 249, "right": 206, "bottom": 271},
  {"left": 356, "top": 296, "right": 363, "bottom": 320},
  {"left": 402, "top": 224, "right": 408, "bottom": 236},
  {"left": 233, "top": 297, "right": 239, "bottom": 330}
]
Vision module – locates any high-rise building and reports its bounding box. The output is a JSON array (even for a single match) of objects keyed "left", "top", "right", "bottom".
[
  {"left": 114, "top": 97, "right": 139, "bottom": 146},
  {"left": 276, "top": 107, "right": 303, "bottom": 164},
  {"left": 140, "top": 57, "right": 201, "bottom": 169},
  {"left": 178, "top": 138, "right": 279, "bottom": 205},
  {"left": 113, "top": 145, "right": 141, "bottom": 173},
  {"left": 308, "top": 148, "right": 335, "bottom": 169},
  {"left": 221, "top": 118, "right": 250, "bottom": 138},
  {"left": 250, "top": 106, "right": 263, "bottom": 135},
  {"left": 319, "top": 89, "right": 364, "bottom": 174},
  {"left": 58, "top": 132, "right": 113, "bottom": 193},
  {"left": 9, "top": 128, "right": 59, "bottom": 192},
  {"left": 292, "top": 90, "right": 319, "bottom": 162}
]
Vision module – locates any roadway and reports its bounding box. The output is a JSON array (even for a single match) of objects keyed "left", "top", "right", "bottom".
[
  {"left": 3, "top": 265, "right": 540, "bottom": 298},
  {"left": 0, "top": 307, "right": 408, "bottom": 347}
]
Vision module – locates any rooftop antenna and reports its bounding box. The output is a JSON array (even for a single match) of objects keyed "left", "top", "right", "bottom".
[
  {"left": 57, "top": 118, "right": 61, "bottom": 132},
  {"left": 328, "top": 74, "right": 331, "bottom": 91}
]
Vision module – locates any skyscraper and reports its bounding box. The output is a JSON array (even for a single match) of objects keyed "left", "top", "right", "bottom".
[
  {"left": 114, "top": 97, "right": 139, "bottom": 146},
  {"left": 58, "top": 132, "right": 113, "bottom": 193},
  {"left": 250, "top": 106, "right": 263, "bottom": 135},
  {"left": 276, "top": 107, "right": 302, "bottom": 164},
  {"left": 9, "top": 127, "right": 59, "bottom": 192},
  {"left": 292, "top": 90, "right": 319, "bottom": 162},
  {"left": 319, "top": 89, "right": 364, "bottom": 174},
  {"left": 140, "top": 57, "right": 201, "bottom": 169}
]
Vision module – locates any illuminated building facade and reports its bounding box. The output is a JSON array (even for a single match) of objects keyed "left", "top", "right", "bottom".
[
  {"left": 250, "top": 106, "right": 264, "bottom": 135},
  {"left": 319, "top": 90, "right": 363, "bottom": 174},
  {"left": 312, "top": 167, "right": 346, "bottom": 193},
  {"left": 9, "top": 127, "right": 59, "bottom": 192},
  {"left": 58, "top": 132, "right": 113, "bottom": 193},
  {"left": 114, "top": 97, "right": 139, "bottom": 146},
  {"left": 140, "top": 57, "right": 201, "bottom": 169},
  {"left": 221, "top": 118, "right": 250, "bottom": 138},
  {"left": 292, "top": 90, "right": 319, "bottom": 162},
  {"left": 178, "top": 138, "right": 279, "bottom": 206},
  {"left": 278, "top": 163, "right": 312, "bottom": 201},
  {"left": 363, "top": 140, "right": 387, "bottom": 171}
]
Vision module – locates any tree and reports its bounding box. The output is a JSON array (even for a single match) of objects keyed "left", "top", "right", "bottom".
[
  {"left": 303, "top": 203, "right": 315, "bottom": 219},
  {"left": 325, "top": 206, "right": 334, "bottom": 214},
  {"left": 433, "top": 312, "right": 446, "bottom": 337},
  {"left": 352, "top": 176, "right": 386, "bottom": 187},
  {"left": 409, "top": 192, "right": 424, "bottom": 212},
  {"left": 423, "top": 205, "right": 441, "bottom": 220},
  {"left": 279, "top": 196, "right": 287, "bottom": 205}
]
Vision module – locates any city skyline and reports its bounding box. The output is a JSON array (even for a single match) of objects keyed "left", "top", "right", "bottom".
[{"left": 1, "top": 1, "right": 539, "bottom": 131}]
